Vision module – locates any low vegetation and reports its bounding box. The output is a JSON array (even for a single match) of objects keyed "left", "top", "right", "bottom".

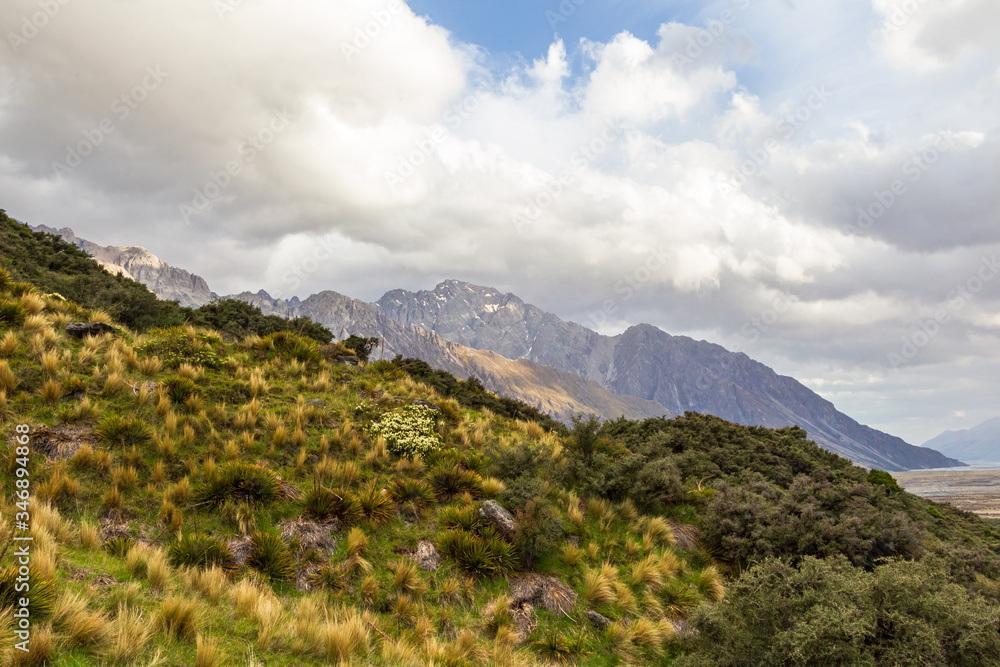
[{"left": 1, "top": 214, "right": 999, "bottom": 665}]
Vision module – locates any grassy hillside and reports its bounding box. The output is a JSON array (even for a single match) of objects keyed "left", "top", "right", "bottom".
[{"left": 2, "top": 217, "right": 1000, "bottom": 665}]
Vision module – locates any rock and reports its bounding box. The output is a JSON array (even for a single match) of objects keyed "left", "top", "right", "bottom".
[
  {"left": 335, "top": 354, "right": 359, "bottom": 366},
  {"left": 587, "top": 610, "right": 611, "bottom": 630},
  {"left": 306, "top": 399, "right": 327, "bottom": 408},
  {"left": 412, "top": 399, "right": 441, "bottom": 412},
  {"left": 66, "top": 322, "right": 115, "bottom": 338},
  {"left": 479, "top": 500, "right": 517, "bottom": 540},
  {"left": 509, "top": 574, "right": 578, "bottom": 615},
  {"left": 411, "top": 540, "right": 443, "bottom": 571},
  {"left": 671, "top": 618, "right": 697, "bottom": 636}
]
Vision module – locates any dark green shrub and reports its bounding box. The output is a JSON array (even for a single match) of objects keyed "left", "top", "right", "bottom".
[
  {"left": 343, "top": 335, "right": 380, "bottom": 362},
  {"left": 532, "top": 628, "right": 588, "bottom": 664},
  {"left": 248, "top": 531, "right": 295, "bottom": 582},
  {"left": 139, "top": 326, "right": 223, "bottom": 368},
  {"left": 259, "top": 331, "right": 320, "bottom": 363},
  {"left": 95, "top": 413, "right": 153, "bottom": 448},
  {"left": 513, "top": 498, "right": 563, "bottom": 568},
  {"left": 631, "top": 458, "right": 685, "bottom": 511},
  {"left": 678, "top": 556, "right": 1000, "bottom": 667},
  {"left": 302, "top": 485, "right": 363, "bottom": 526},
  {"left": 194, "top": 461, "right": 283, "bottom": 510},
  {"left": 308, "top": 563, "right": 350, "bottom": 592},
  {"left": 168, "top": 534, "right": 236, "bottom": 571},
  {"left": 867, "top": 469, "right": 902, "bottom": 494}
]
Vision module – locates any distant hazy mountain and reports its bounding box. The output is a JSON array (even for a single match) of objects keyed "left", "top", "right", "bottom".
[
  {"left": 30, "top": 225, "right": 214, "bottom": 308},
  {"left": 923, "top": 418, "right": 1000, "bottom": 462},
  {"left": 41, "top": 226, "right": 961, "bottom": 470}
]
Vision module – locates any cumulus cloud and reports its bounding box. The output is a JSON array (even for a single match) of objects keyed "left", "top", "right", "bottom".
[{"left": 1, "top": 0, "right": 998, "bottom": 443}]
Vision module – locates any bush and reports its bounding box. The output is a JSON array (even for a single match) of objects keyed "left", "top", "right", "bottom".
[
  {"left": 194, "top": 461, "right": 283, "bottom": 510},
  {"left": 258, "top": 331, "right": 320, "bottom": 363},
  {"left": 678, "top": 556, "right": 1000, "bottom": 667},
  {"left": 302, "top": 485, "right": 363, "bottom": 526},
  {"left": 631, "top": 458, "right": 685, "bottom": 511},
  {"left": 139, "top": 326, "right": 223, "bottom": 369},
  {"left": 168, "top": 534, "right": 236, "bottom": 571},
  {"left": 247, "top": 531, "right": 295, "bottom": 582},
  {"left": 369, "top": 404, "right": 442, "bottom": 459},
  {"left": 513, "top": 498, "right": 563, "bottom": 568},
  {"left": 343, "top": 335, "right": 380, "bottom": 362},
  {"left": 867, "top": 469, "right": 902, "bottom": 494}
]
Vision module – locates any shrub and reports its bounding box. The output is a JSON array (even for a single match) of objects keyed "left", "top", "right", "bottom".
[
  {"left": 168, "top": 534, "right": 236, "bottom": 571},
  {"left": 259, "top": 331, "right": 320, "bottom": 363},
  {"left": 303, "top": 485, "right": 364, "bottom": 525},
  {"left": 139, "top": 326, "right": 223, "bottom": 369},
  {"left": 868, "top": 469, "right": 902, "bottom": 494},
  {"left": 248, "top": 531, "right": 295, "bottom": 582},
  {"left": 194, "top": 461, "right": 283, "bottom": 510},
  {"left": 104, "top": 536, "right": 134, "bottom": 558},
  {"left": 532, "top": 627, "right": 588, "bottom": 664},
  {"left": 631, "top": 458, "right": 685, "bottom": 511},
  {"left": 440, "top": 505, "right": 483, "bottom": 533},
  {"left": 95, "top": 413, "right": 153, "bottom": 448},
  {"left": 514, "top": 498, "right": 564, "bottom": 568},
  {"left": 343, "top": 335, "right": 380, "bottom": 362},
  {"left": 369, "top": 404, "right": 443, "bottom": 459},
  {"left": 0, "top": 299, "right": 27, "bottom": 327},
  {"left": 677, "top": 556, "right": 1000, "bottom": 667}
]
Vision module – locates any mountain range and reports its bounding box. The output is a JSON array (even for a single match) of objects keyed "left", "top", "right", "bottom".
[
  {"left": 923, "top": 417, "right": 1000, "bottom": 463},
  {"left": 32, "top": 225, "right": 963, "bottom": 471}
]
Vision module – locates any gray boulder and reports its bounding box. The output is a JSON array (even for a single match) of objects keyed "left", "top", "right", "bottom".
[
  {"left": 479, "top": 500, "right": 517, "bottom": 540},
  {"left": 587, "top": 610, "right": 611, "bottom": 630},
  {"left": 66, "top": 322, "right": 115, "bottom": 338}
]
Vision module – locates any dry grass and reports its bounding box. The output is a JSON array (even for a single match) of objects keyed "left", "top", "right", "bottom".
[
  {"left": 38, "top": 377, "right": 64, "bottom": 402},
  {"left": 562, "top": 542, "right": 583, "bottom": 567},
  {"left": 11, "top": 623, "right": 53, "bottom": 666},
  {"left": 194, "top": 634, "right": 223, "bottom": 667},
  {"left": 178, "top": 363, "right": 203, "bottom": 381},
  {"left": 104, "top": 606, "right": 154, "bottom": 664},
  {"left": 644, "top": 517, "right": 675, "bottom": 547},
  {"left": 254, "top": 596, "right": 285, "bottom": 650},
  {"left": 52, "top": 592, "right": 111, "bottom": 650},
  {"left": 0, "top": 331, "right": 18, "bottom": 357},
  {"left": 80, "top": 520, "right": 100, "bottom": 550},
  {"left": 40, "top": 349, "right": 59, "bottom": 374},
  {"left": 695, "top": 565, "right": 725, "bottom": 602},
  {"left": 583, "top": 567, "right": 618, "bottom": 606},
  {"left": 157, "top": 596, "right": 200, "bottom": 642},
  {"left": 0, "top": 360, "right": 18, "bottom": 393},
  {"left": 316, "top": 612, "right": 370, "bottom": 662},
  {"left": 630, "top": 554, "right": 664, "bottom": 591},
  {"left": 184, "top": 566, "right": 229, "bottom": 604}
]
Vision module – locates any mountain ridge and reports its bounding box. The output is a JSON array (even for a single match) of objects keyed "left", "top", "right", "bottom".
[
  {"left": 923, "top": 417, "right": 1000, "bottom": 462},
  {"left": 32, "top": 224, "right": 962, "bottom": 470}
]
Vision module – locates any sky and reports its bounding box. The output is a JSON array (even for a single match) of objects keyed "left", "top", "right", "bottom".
[{"left": 1, "top": 0, "right": 998, "bottom": 446}]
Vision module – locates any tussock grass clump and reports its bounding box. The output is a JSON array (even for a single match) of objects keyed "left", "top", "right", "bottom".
[
  {"left": 169, "top": 534, "right": 237, "bottom": 572},
  {"left": 438, "top": 529, "right": 520, "bottom": 578},
  {"left": 532, "top": 627, "right": 588, "bottom": 664},
  {"left": 183, "top": 566, "right": 229, "bottom": 604},
  {"left": 52, "top": 591, "right": 111, "bottom": 650},
  {"left": 358, "top": 481, "right": 394, "bottom": 525},
  {"left": 0, "top": 359, "right": 18, "bottom": 393},
  {"left": 10, "top": 623, "right": 53, "bottom": 666},
  {"left": 316, "top": 611, "right": 370, "bottom": 663},
  {"left": 0, "top": 567, "right": 55, "bottom": 620},
  {"left": 103, "top": 535, "right": 134, "bottom": 558},
  {"left": 194, "top": 461, "right": 283, "bottom": 509},
  {"left": 104, "top": 606, "right": 153, "bottom": 664},
  {"left": 248, "top": 531, "right": 295, "bottom": 582},
  {"left": 157, "top": 596, "right": 200, "bottom": 642},
  {"left": 660, "top": 578, "right": 701, "bottom": 619},
  {"left": 0, "top": 330, "right": 18, "bottom": 357},
  {"left": 389, "top": 477, "right": 435, "bottom": 515},
  {"left": 95, "top": 413, "right": 153, "bottom": 447},
  {"left": 196, "top": 634, "right": 224, "bottom": 667},
  {"left": 427, "top": 464, "right": 484, "bottom": 501},
  {"left": 79, "top": 520, "right": 100, "bottom": 550},
  {"left": 583, "top": 566, "right": 618, "bottom": 606},
  {"left": 302, "top": 485, "right": 363, "bottom": 525},
  {"left": 695, "top": 565, "right": 726, "bottom": 601}
]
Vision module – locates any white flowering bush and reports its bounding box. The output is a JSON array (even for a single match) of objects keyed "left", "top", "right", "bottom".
[{"left": 369, "top": 404, "right": 442, "bottom": 459}]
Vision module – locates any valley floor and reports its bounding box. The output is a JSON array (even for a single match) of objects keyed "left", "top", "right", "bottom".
[{"left": 895, "top": 468, "right": 1000, "bottom": 519}]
